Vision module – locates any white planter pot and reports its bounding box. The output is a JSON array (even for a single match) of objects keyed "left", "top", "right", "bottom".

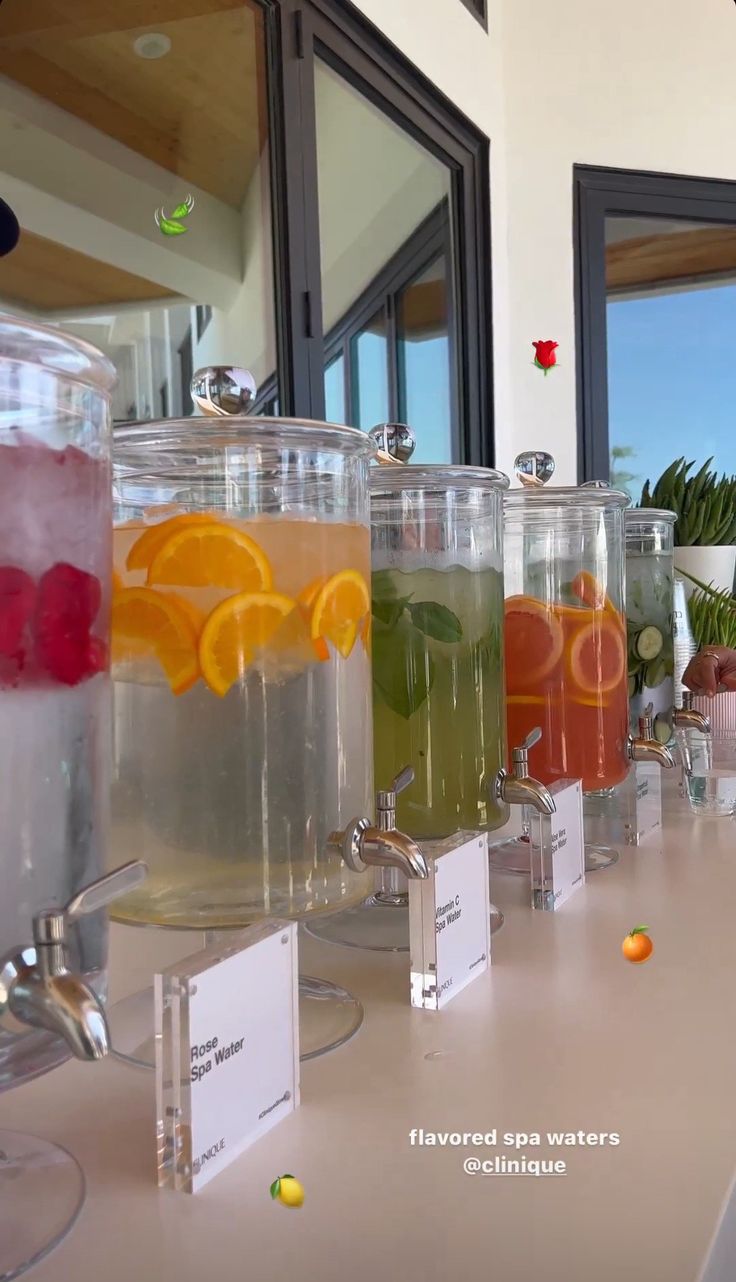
[{"left": 674, "top": 545, "right": 736, "bottom": 597}]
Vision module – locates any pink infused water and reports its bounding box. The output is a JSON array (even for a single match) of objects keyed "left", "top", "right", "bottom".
[{"left": 0, "top": 436, "right": 112, "bottom": 1090}]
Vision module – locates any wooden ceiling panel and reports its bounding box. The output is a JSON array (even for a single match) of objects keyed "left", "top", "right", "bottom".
[
  {"left": 0, "top": 230, "right": 178, "bottom": 310},
  {"left": 606, "top": 227, "right": 736, "bottom": 291},
  {"left": 0, "top": 1, "right": 268, "bottom": 207}
]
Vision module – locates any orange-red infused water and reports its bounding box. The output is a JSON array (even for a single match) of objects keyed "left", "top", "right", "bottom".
[
  {"left": 110, "top": 510, "right": 373, "bottom": 928},
  {"left": 504, "top": 592, "right": 629, "bottom": 792}
]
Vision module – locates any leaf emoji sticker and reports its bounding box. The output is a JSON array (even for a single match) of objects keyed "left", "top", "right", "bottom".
[
  {"left": 170, "top": 203, "right": 190, "bottom": 220},
  {"left": 270, "top": 1178, "right": 281, "bottom": 1199},
  {"left": 160, "top": 219, "right": 187, "bottom": 235}
]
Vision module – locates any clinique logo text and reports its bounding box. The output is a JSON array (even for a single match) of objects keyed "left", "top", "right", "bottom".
[{"left": 192, "top": 1137, "right": 225, "bottom": 1174}]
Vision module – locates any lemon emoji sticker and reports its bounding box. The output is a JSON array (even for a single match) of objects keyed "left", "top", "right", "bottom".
[{"left": 270, "top": 1174, "right": 304, "bottom": 1208}]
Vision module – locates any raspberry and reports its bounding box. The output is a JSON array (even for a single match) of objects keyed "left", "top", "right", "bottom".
[
  {"left": 35, "top": 563, "right": 104, "bottom": 687},
  {"left": 36, "top": 562, "right": 101, "bottom": 632},
  {"left": 0, "top": 565, "right": 36, "bottom": 652}
]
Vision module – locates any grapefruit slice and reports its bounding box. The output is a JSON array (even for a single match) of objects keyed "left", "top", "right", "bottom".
[
  {"left": 570, "top": 570, "right": 625, "bottom": 635},
  {"left": 567, "top": 616, "right": 625, "bottom": 696},
  {"left": 504, "top": 596, "right": 564, "bottom": 689}
]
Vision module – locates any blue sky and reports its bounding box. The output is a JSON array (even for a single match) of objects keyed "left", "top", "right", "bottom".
[{"left": 607, "top": 283, "right": 736, "bottom": 499}]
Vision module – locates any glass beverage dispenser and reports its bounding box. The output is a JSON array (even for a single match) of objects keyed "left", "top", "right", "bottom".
[
  {"left": 307, "top": 427, "right": 554, "bottom": 952},
  {"left": 108, "top": 369, "right": 427, "bottom": 1063},
  {"left": 0, "top": 315, "right": 145, "bottom": 1280},
  {"left": 490, "top": 454, "right": 674, "bottom": 876},
  {"left": 625, "top": 509, "right": 676, "bottom": 741}
]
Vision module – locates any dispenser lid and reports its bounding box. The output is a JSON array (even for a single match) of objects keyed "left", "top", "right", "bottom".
[
  {"left": 504, "top": 485, "right": 629, "bottom": 510},
  {"left": 625, "top": 507, "right": 677, "bottom": 525},
  {"left": 370, "top": 464, "right": 510, "bottom": 497},
  {"left": 0, "top": 311, "right": 117, "bottom": 393}
]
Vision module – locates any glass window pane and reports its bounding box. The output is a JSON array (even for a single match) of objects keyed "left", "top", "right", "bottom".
[
  {"left": 0, "top": 1, "right": 278, "bottom": 419},
  {"left": 606, "top": 215, "right": 736, "bottom": 498},
  {"left": 314, "top": 58, "right": 459, "bottom": 453},
  {"left": 324, "top": 352, "right": 345, "bottom": 423},
  {"left": 398, "top": 255, "right": 452, "bottom": 462},
  {"left": 350, "top": 311, "right": 389, "bottom": 428}
]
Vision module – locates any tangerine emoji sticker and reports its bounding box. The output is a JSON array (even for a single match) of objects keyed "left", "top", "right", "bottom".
[
  {"left": 622, "top": 926, "right": 653, "bottom": 964},
  {"left": 270, "top": 1174, "right": 304, "bottom": 1208}
]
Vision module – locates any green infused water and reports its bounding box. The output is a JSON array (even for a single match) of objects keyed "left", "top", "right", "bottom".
[{"left": 372, "top": 564, "right": 506, "bottom": 839}]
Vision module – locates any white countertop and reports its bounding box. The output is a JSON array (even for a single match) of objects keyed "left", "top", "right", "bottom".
[{"left": 4, "top": 782, "right": 736, "bottom": 1282}]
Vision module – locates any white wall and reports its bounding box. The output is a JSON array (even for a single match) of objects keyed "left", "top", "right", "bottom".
[
  {"left": 352, "top": 0, "right": 736, "bottom": 483},
  {"left": 500, "top": 0, "right": 736, "bottom": 483}
]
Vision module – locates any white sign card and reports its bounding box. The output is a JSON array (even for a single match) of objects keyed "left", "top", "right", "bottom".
[
  {"left": 624, "top": 762, "right": 662, "bottom": 845},
  {"left": 155, "top": 920, "right": 299, "bottom": 1194},
  {"left": 530, "top": 778, "right": 585, "bottom": 911},
  {"left": 408, "top": 832, "right": 491, "bottom": 1011}
]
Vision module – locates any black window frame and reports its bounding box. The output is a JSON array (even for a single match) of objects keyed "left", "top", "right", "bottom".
[
  {"left": 268, "top": 0, "right": 493, "bottom": 464},
  {"left": 457, "top": 0, "right": 488, "bottom": 30},
  {"left": 574, "top": 163, "right": 736, "bottom": 481}
]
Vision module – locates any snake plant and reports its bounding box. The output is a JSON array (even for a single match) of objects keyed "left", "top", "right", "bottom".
[
  {"left": 684, "top": 571, "right": 736, "bottom": 648},
  {"left": 639, "top": 457, "right": 736, "bottom": 546}
]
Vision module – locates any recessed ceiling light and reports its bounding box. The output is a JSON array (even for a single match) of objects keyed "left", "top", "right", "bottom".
[{"left": 133, "top": 33, "right": 172, "bottom": 60}]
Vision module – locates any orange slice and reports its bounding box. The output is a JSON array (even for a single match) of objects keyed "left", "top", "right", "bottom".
[
  {"left": 112, "top": 568, "right": 124, "bottom": 594},
  {"left": 147, "top": 524, "right": 272, "bottom": 592},
  {"left": 567, "top": 617, "right": 625, "bottom": 696},
  {"left": 199, "top": 591, "right": 297, "bottom": 696},
  {"left": 111, "top": 587, "right": 201, "bottom": 696},
  {"left": 126, "top": 513, "right": 216, "bottom": 572},
  {"left": 504, "top": 596, "right": 564, "bottom": 691},
  {"left": 570, "top": 570, "right": 625, "bottom": 635},
  {"left": 360, "top": 612, "right": 371, "bottom": 656},
  {"left": 297, "top": 577, "right": 330, "bottom": 662},
  {"left": 310, "top": 569, "right": 370, "bottom": 660}
]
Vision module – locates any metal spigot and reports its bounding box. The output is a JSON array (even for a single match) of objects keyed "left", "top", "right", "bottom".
[
  {"left": 673, "top": 691, "right": 711, "bottom": 734},
  {"left": 493, "top": 728, "right": 556, "bottom": 815},
  {"left": 628, "top": 703, "right": 675, "bottom": 768},
  {"left": 368, "top": 422, "right": 416, "bottom": 465},
  {"left": 514, "top": 451, "right": 555, "bottom": 488},
  {"left": 328, "top": 767, "right": 429, "bottom": 880},
  {"left": 191, "top": 366, "right": 257, "bottom": 417},
  {"left": 0, "top": 861, "right": 147, "bottom": 1061}
]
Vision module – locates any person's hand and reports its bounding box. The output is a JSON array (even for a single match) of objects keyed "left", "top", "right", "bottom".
[{"left": 682, "top": 646, "right": 736, "bottom": 697}]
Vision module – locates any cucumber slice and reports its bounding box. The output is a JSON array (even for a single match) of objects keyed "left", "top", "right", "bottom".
[
  {"left": 636, "top": 626, "right": 663, "bottom": 662},
  {"left": 644, "top": 657, "right": 667, "bottom": 688},
  {"left": 653, "top": 715, "right": 672, "bottom": 745}
]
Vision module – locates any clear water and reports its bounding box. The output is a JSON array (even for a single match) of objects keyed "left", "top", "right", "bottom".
[
  {"left": 0, "top": 679, "right": 110, "bottom": 1091},
  {"left": 685, "top": 767, "right": 736, "bottom": 816},
  {"left": 627, "top": 551, "right": 674, "bottom": 739}
]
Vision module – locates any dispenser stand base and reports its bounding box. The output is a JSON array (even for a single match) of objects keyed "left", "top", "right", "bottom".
[
  {"left": 0, "top": 1131, "right": 85, "bottom": 1282},
  {"left": 109, "top": 977, "right": 363, "bottom": 1069},
  {"left": 302, "top": 895, "right": 504, "bottom": 952}
]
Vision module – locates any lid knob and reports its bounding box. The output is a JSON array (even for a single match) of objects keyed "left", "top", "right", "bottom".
[
  {"left": 191, "top": 366, "right": 257, "bottom": 417},
  {"left": 514, "top": 451, "right": 555, "bottom": 488},
  {"left": 368, "top": 422, "right": 416, "bottom": 464}
]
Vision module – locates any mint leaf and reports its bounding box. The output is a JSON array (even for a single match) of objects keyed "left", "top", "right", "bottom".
[
  {"left": 372, "top": 595, "right": 412, "bottom": 628},
  {"left": 407, "top": 601, "right": 462, "bottom": 643},
  {"left": 372, "top": 569, "right": 399, "bottom": 601},
  {"left": 373, "top": 619, "right": 434, "bottom": 719}
]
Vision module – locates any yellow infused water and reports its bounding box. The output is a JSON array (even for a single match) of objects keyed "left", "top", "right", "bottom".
[
  {"left": 371, "top": 563, "right": 506, "bottom": 840},
  {"left": 110, "top": 512, "right": 373, "bottom": 928}
]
